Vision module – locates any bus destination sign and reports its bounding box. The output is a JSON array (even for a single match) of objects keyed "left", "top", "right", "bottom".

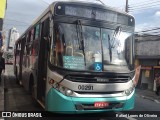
[{"left": 63, "top": 56, "right": 85, "bottom": 70}]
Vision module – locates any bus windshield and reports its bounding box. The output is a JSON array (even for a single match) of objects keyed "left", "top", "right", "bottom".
[{"left": 50, "top": 23, "right": 133, "bottom": 72}]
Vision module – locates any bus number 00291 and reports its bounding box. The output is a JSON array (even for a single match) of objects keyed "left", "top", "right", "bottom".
[{"left": 78, "top": 85, "right": 93, "bottom": 90}]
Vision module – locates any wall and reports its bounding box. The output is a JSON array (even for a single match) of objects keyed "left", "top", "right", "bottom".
[{"left": 136, "top": 40, "right": 160, "bottom": 56}]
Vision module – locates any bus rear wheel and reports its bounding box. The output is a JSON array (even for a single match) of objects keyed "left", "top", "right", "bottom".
[
  {"left": 29, "top": 75, "right": 34, "bottom": 95},
  {"left": 15, "top": 67, "right": 22, "bottom": 86},
  {"left": 29, "top": 75, "right": 38, "bottom": 106}
]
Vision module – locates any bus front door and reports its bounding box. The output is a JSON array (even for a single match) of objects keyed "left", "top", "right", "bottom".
[{"left": 37, "top": 18, "right": 49, "bottom": 105}]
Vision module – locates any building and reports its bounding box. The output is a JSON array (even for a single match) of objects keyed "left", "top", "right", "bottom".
[
  {"left": 135, "top": 34, "right": 160, "bottom": 91},
  {"left": 0, "top": 0, "right": 7, "bottom": 30},
  {"left": 7, "top": 27, "right": 19, "bottom": 51},
  {"left": 0, "top": 0, "right": 7, "bottom": 50}
]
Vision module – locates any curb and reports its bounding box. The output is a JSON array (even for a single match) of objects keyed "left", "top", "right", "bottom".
[
  {"left": 0, "top": 74, "right": 5, "bottom": 119},
  {"left": 140, "top": 95, "right": 160, "bottom": 103}
]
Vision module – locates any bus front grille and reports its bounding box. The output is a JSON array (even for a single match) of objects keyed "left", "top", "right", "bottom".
[{"left": 66, "top": 74, "right": 130, "bottom": 83}]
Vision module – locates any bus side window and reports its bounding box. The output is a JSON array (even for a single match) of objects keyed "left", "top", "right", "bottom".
[
  {"left": 28, "top": 31, "right": 32, "bottom": 55},
  {"left": 35, "top": 24, "right": 40, "bottom": 39},
  {"left": 30, "top": 29, "right": 34, "bottom": 42},
  {"left": 31, "top": 24, "right": 40, "bottom": 56}
]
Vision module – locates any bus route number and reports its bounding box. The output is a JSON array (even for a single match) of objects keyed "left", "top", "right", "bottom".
[{"left": 78, "top": 85, "right": 93, "bottom": 90}]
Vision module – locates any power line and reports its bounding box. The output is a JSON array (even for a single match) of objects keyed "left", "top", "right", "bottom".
[
  {"left": 136, "top": 34, "right": 160, "bottom": 36},
  {"left": 129, "top": 3, "right": 160, "bottom": 11},
  {"left": 125, "top": 0, "right": 160, "bottom": 12},
  {"left": 129, "top": 6, "right": 160, "bottom": 12},
  {"left": 135, "top": 27, "right": 160, "bottom": 33},
  {"left": 129, "top": 3, "right": 160, "bottom": 10},
  {"left": 95, "top": 0, "right": 105, "bottom": 5},
  {"left": 129, "top": 0, "right": 160, "bottom": 7},
  {"left": 4, "top": 18, "right": 30, "bottom": 25},
  {"left": 117, "top": 0, "right": 160, "bottom": 9},
  {"left": 4, "top": 23, "right": 29, "bottom": 27},
  {"left": 129, "top": 0, "right": 160, "bottom": 6},
  {"left": 6, "top": 11, "right": 35, "bottom": 17},
  {"left": 39, "top": 0, "right": 50, "bottom": 6}
]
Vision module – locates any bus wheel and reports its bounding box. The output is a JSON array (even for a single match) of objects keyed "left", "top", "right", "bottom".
[
  {"left": 29, "top": 75, "right": 34, "bottom": 95},
  {"left": 29, "top": 76, "right": 39, "bottom": 106},
  {"left": 15, "top": 68, "right": 22, "bottom": 85}
]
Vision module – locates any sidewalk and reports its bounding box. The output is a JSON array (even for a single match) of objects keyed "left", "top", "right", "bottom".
[
  {"left": 136, "top": 88, "right": 160, "bottom": 103},
  {"left": 0, "top": 73, "right": 5, "bottom": 109},
  {"left": 0, "top": 73, "right": 4, "bottom": 119}
]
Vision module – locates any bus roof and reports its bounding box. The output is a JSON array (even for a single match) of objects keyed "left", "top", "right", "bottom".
[
  {"left": 16, "top": 1, "right": 134, "bottom": 43},
  {"left": 51, "top": 1, "right": 133, "bottom": 17}
]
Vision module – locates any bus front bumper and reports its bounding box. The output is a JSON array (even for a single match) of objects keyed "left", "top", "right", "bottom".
[{"left": 46, "top": 88, "right": 135, "bottom": 113}]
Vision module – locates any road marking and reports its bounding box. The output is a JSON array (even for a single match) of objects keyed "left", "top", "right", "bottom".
[
  {"left": 136, "top": 94, "right": 160, "bottom": 104},
  {"left": 154, "top": 99, "right": 160, "bottom": 104}
]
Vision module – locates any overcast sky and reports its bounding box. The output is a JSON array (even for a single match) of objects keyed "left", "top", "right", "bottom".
[{"left": 3, "top": 0, "right": 160, "bottom": 34}]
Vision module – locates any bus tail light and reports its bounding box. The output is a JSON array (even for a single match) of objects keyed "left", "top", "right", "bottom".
[{"left": 133, "top": 66, "right": 141, "bottom": 87}]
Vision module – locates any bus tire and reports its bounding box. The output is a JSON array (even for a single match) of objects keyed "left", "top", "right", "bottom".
[
  {"left": 15, "top": 67, "right": 19, "bottom": 84},
  {"left": 29, "top": 75, "right": 39, "bottom": 106},
  {"left": 29, "top": 75, "right": 34, "bottom": 95},
  {"left": 16, "top": 68, "right": 22, "bottom": 86}
]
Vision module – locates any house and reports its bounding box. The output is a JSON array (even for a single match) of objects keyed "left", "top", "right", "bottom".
[{"left": 135, "top": 34, "right": 160, "bottom": 91}]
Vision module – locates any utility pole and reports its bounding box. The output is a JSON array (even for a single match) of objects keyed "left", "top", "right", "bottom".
[{"left": 125, "top": 0, "right": 128, "bottom": 13}]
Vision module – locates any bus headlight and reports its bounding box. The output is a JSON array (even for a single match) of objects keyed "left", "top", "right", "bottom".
[
  {"left": 65, "top": 89, "right": 73, "bottom": 96},
  {"left": 58, "top": 85, "right": 73, "bottom": 96},
  {"left": 124, "top": 86, "right": 134, "bottom": 96}
]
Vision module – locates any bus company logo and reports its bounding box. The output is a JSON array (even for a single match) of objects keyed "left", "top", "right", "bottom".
[
  {"left": 2, "top": 112, "right": 11, "bottom": 117},
  {"left": 96, "top": 78, "right": 109, "bottom": 82},
  {"left": 1, "top": 112, "right": 42, "bottom": 118}
]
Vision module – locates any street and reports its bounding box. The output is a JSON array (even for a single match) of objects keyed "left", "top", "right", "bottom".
[
  {"left": 2, "top": 65, "right": 160, "bottom": 120},
  {"left": 133, "top": 95, "right": 160, "bottom": 111}
]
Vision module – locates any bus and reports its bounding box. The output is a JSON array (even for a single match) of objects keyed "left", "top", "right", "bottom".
[{"left": 13, "top": 1, "right": 141, "bottom": 113}]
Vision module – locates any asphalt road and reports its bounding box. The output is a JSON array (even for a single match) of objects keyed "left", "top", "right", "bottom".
[
  {"left": 2, "top": 65, "right": 160, "bottom": 120},
  {"left": 133, "top": 94, "right": 160, "bottom": 111}
]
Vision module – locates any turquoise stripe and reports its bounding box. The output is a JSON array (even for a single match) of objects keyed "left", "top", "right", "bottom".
[
  {"left": 46, "top": 88, "right": 76, "bottom": 113},
  {"left": 46, "top": 88, "right": 135, "bottom": 113}
]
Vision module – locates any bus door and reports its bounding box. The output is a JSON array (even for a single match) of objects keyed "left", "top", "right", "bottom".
[
  {"left": 37, "top": 18, "right": 49, "bottom": 104},
  {"left": 18, "top": 36, "right": 25, "bottom": 84}
]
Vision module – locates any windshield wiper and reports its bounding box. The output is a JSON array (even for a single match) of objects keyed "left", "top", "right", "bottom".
[
  {"left": 76, "top": 20, "right": 86, "bottom": 66},
  {"left": 108, "top": 35, "right": 112, "bottom": 62},
  {"left": 108, "top": 26, "right": 122, "bottom": 62},
  {"left": 111, "top": 26, "right": 122, "bottom": 48}
]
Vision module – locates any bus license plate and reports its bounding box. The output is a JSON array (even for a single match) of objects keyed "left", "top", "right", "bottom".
[{"left": 94, "top": 102, "right": 109, "bottom": 108}]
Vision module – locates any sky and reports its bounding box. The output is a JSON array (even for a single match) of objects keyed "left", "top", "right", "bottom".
[{"left": 3, "top": 0, "right": 160, "bottom": 35}]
